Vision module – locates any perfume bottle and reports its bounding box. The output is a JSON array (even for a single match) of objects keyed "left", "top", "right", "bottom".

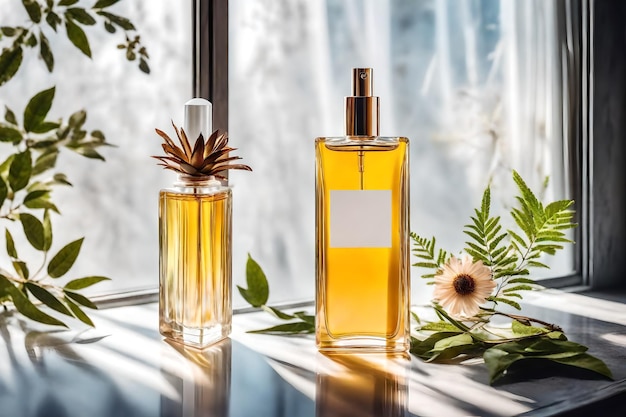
[
  {"left": 315, "top": 68, "right": 410, "bottom": 352},
  {"left": 156, "top": 99, "right": 251, "bottom": 348}
]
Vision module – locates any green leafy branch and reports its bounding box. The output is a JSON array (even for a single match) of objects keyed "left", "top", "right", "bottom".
[
  {"left": 413, "top": 171, "right": 575, "bottom": 312},
  {"left": 410, "top": 319, "right": 611, "bottom": 384},
  {"left": 0, "top": 87, "right": 112, "bottom": 220},
  {"left": 0, "top": 87, "right": 113, "bottom": 326},
  {"left": 0, "top": 0, "right": 150, "bottom": 86},
  {"left": 408, "top": 171, "right": 612, "bottom": 383},
  {"left": 0, "top": 0, "right": 149, "bottom": 328},
  {"left": 237, "top": 254, "right": 315, "bottom": 335},
  {"left": 1, "top": 223, "right": 109, "bottom": 327}
]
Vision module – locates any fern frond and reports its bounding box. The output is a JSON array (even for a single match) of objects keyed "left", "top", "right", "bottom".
[{"left": 410, "top": 233, "right": 448, "bottom": 281}]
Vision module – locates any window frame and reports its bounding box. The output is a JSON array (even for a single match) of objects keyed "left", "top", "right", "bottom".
[{"left": 97, "top": 0, "right": 626, "bottom": 308}]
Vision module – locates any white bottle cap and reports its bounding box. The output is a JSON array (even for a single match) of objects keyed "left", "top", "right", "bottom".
[{"left": 184, "top": 98, "right": 212, "bottom": 142}]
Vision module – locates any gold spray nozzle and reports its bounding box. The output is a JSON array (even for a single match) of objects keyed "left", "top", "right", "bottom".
[
  {"left": 346, "top": 68, "right": 379, "bottom": 137},
  {"left": 352, "top": 68, "right": 373, "bottom": 96}
]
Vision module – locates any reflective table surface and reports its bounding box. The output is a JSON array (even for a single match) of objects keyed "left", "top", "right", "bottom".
[{"left": 0, "top": 290, "right": 625, "bottom": 417}]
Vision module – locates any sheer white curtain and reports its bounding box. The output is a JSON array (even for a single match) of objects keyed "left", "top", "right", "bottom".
[{"left": 229, "top": 0, "right": 574, "bottom": 304}]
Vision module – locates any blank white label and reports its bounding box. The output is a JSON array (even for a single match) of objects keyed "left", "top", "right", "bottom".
[{"left": 330, "top": 190, "right": 392, "bottom": 248}]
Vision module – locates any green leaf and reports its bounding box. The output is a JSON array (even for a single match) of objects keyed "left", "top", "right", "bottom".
[
  {"left": 0, "top": 274, "right": 67, "bottom": 327},
  {"left": 511, "top": 320, "right": 548, "bottom": 336},
  {"left": 24, "top": 87, "right": 55, "bottom": 132},
  {"left": 97, "top": 11, "right": 135, "bottom": 30},
  {"left": 9, "top": 150, "right": 32, "bottom": 191},
  {"left": 52, "top": 173, "right": 72, "bottom": 186},
  {"left": 94, "top": 0, "right": 120, "bottom": 8},
  {"left": 103, "top": 21, "right": 116, "bottom": 33},
  {"left": 65, "top": 19, "right": 92, "bottom": 57},
  {"left": 247, "top": 321, "right": 314, "bottom": 335},
  {"left": 261, "top": 305, "right": 294, "bottom": 320},
  {"left": 545, "top": 200, "right": 574, "bottom": 219},
  {"left": 551, "top": 354, "right": 613, "bottom": 379},
  {"left": 26, "top": 35, "right": 39, "bottom": 49},
  {"left": 32, "top": 150, "right": 58, "bottom": 175},
  {"left": 503, "top": 285, "right": 534, "bottom": 293},
  {"left": 39, "top": 30, "right": 54, "bottom": 72},
  {"left": 23, "top": 190, "right": 48, "bottom": 204},
  {"left": 65, "top": 297, "right": 94, "bottom": 326},
  {"left": 411, "top": 311, "right": 421, "bottom": 324},
  {"left": 410, "top": 332, "right": 462, "bottom": 358},
  {"left": 20, "top": 213, "right": 45, "bottom": 250},
  {"left": 5, "top": 106, "right": 18, "bottom": 125},
  {"left": 480, "top": 186, "right": 491, "bottom": 222},
  {"left": 73, "top": 147, "right": 104, "bottom": 160},
  {"left": 65, "top": 290, "right": 97, "bottom": 309},
  {"left": 1, "top": 27, "right": 17, "bottom": 36},
  {"left": 237, "top": 253, "right": 269, "bottom": 307},
  {"left": 138, "top": 58, "right": 150, "bottom": 74},
  {"left": 293, "top": 312, "right": 315, "bottom": 325},
  {"left": 0, "top": 126, "right": 22, "bottom": 142},
  {"left": 0, "top": 47, "right": 23, "bottom": 86},
  {"left": 42, "top": 209, "right": 52, "bottom": 251},
  {"left": 59, "top": 0, "right": 79, "bottom": 6},
  {"left": 419, "top": 321, "right": 460, "bottom": 332},
  {"left": 489, "top": 296, "right": 522, "bottom": 310},
  {"left": 22, "top": 0, "right": 42, "bottom": 23},
  {"left": 25, "top": 282, "right": 73, "bottom": 317},
  {"left": 0, "top": 177, "right": 7, "bottom": 207},
  {"left": 68, "top": 110, "right": 86, "bottom": 128},
  {"left": 32, "top": 121, "right": 59, "bottom": 134},
  {"left": 46, "top": 11, "right": 62, "bottom": 31},
  {"left": 25, "top": 197, "right": 59, "bottom": 213},
  {"left": 527, "top": 260, "right": 549, "bottom": 269},
  {"left": 13, "top": 261, "right": 29, "bottom": 279},
  {"left": 64, "top": 276, "right": 110, "bottom": 290},
  {"left": 48, "top": 238, "right": 83, "bottom": 278},
  {"left": 66, "top": 8, "right": 96, "bottom": 25},
  {"left": 507, "top": 277, "right": 537, "bottom": 285},
  {"left": 6, "top": 229, "right": 17, "bottom": 258},
  {"left": 412, "top": 261, "right": 439, "bottom": 269},
  {"left": 432, "top": 333, "right": 474, "bottom": 351},
  {"left": 484, "top": 337, "right": 612, "bottom": 384},
  {"left": 0, "top": 155, "right": 14, "bottom": 177}
]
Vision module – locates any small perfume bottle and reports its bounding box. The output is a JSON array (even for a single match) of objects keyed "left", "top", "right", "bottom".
[
  {"left": 154, "top": 99, "right": 251, "bottom": 348},
  {"left": 315, "top": 68, "right": 410, "bottom": 352}
]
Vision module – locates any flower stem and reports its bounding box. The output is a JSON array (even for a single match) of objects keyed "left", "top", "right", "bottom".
[{"left": 491, "top": 311, "right": 562, "bottom": 332}]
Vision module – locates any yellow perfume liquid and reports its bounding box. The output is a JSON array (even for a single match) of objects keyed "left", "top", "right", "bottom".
[
  {"left": 159, "top": 176, "right": 232, "bottom": 347},
  {"left": 315, "top": 138, "right": 410, "bottom": 352}
]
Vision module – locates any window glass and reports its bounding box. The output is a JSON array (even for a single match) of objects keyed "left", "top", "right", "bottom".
[
  {"left": 229, "top": 0, "right": 575, "bottom": 305},
  {"left": 0, "top": 1, "right": 192, "bottom": 295}
]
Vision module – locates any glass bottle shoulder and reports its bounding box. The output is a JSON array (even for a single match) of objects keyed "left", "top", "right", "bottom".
[
  {"left": 316, "top": 136, "right": 408, "bottom": 151},
  {"left": 160, "top": 176, "right": 232, "bottom": 198}
]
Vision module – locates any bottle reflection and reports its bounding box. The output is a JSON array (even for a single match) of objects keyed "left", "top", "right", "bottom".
[
  {"left": 161, "top": 338, "right": 231, "bottom": 417},
  {"left": 316, "top": 353, "right": 409, "bottom": 417}
]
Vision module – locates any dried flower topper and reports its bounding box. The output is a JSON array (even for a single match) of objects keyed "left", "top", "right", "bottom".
[{"left": 153, "top": 122, "right": 251, "bottom": 179}]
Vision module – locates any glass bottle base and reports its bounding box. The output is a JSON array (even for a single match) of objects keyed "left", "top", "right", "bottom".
[
  {"left": 160, "top": 321, "right": 231, "bottom": 349},
  {"left": 316, "top": 335, "right": 410, "bottom": 353}
]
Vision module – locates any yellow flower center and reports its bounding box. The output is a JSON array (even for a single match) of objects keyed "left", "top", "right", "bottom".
[{"left": 453, "top": 274, "right": 476, "bottom": 295}]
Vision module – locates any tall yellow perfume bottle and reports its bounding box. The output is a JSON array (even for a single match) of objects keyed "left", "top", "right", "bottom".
[
  {"left": 155, "top": 99, "right": 251, "bottom": 348},
  {"left": 316, "top": 68, "right": 410, "bottom": 352}
]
